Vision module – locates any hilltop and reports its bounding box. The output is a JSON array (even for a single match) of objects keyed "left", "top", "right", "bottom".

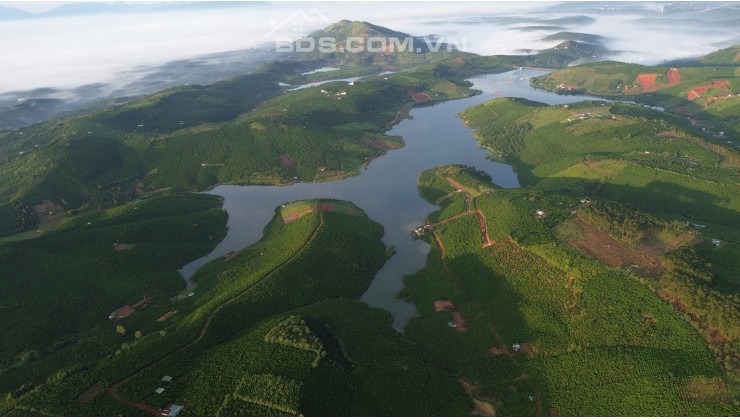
[{"left": 284, "top": 20, "right": 472, "bottom": 68}]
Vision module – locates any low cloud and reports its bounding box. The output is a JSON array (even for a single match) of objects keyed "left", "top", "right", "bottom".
[{"left": 0, "top": 2, "right": 737, "bottom": 96}]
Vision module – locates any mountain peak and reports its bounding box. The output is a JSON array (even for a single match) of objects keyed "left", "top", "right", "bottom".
[{"left": 308, "top": 20, "right": 411, "bottom": 42}]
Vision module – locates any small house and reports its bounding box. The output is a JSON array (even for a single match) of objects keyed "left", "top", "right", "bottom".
[
  {"left": 155, "top": 387, "right": 165, "bottom": 394},
  {"left": 162, "top": 403, "right": 184, "bottom": 417},
  {"left": 162, "top": 375, "right": 173, "bottom": 382},
  {"left": 711, "top": 238, "right": 722, "bottom": 247},
  {"left": 448, "top": 321, "right": 458, "bottom": 328},
  {"left": 512, "top": 343, "right": 522, "bottom": 352}
]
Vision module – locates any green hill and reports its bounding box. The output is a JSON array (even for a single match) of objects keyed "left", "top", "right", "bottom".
[
  {"left": 529, "top": 50, "right": 740, "bottom": 138},
  {"left": 0, "top": 199, "right": 470, "bottom": 416},
  {"left": 401, "top": 164, "right": 737, "bottom": 415}
]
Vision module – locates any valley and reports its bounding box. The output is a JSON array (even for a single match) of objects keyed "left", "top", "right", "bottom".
[{"left": 0, "top": 16, "right": 737, "bottom": 417}]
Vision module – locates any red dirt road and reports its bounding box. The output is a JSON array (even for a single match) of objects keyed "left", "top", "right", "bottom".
[{"left": 427, "top": 177, "right": 541, "bottom": 415}]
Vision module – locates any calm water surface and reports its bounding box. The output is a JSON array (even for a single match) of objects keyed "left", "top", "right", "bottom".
[{"left": 180, "top": 69, "right": 595, "bottom": 330}]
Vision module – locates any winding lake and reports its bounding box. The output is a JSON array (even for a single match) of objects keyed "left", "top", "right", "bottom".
[{"left": 180, "top": 69, "right": 595, "bottom": 330}]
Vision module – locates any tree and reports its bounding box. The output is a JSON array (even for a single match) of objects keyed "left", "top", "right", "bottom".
[{"left": 115, "top": 324, "right": 126, "bottom": 335}]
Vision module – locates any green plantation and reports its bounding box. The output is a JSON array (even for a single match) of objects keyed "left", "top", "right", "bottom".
[
  {"left": 462, "top": 97, "right": 740, "bottom": 376},
  {"left": 460, "top": 98, "right": 740, "bottom": 229},
  {"left": 0, "top": 199, "right": 470, "bottom": 416},
  {"left": 401, "top": 165, "right": 735, "bottom": 415},
  {"left": 0, "top": 18, "right": 737, "bottom": 416}
]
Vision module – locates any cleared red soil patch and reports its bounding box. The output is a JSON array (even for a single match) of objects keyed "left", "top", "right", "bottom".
[
  {"left": 433, "top": 300, "right": 456, "bottom": 312},
  {"left": 318, "top": 202, "right": 335, "bottom": 212},
  {"left": 281, "top": 208, "right": 313, "bottom": 224},
  {"left": 636, "top": 73, "right": 657, "bottom": 88},
  {"left": 279, "top": 154, "right": 293, "bottom": 167},
  {"left": 157, "top": 310, "right": 177, "bottom": 322},
  {"left": 319, "top": 202, "right": 359, "bottom": 216},
  {"left": 452, "top": 311, "right": 468, "bottom": 332},
  {"left": 687, "top": 80, "right": 730, "bottom": 100},
  {"left": 488, "top": 344, "right": 507, "bottom": 355},
  {"left": 113, "top": 243, "right": 137, "bottom": 252},
  {"left": 134, "top": 181, "right": 145, "bottom": 195},
  {"left": 520, "top": 342, "right": 537, "bottom": 358},
  {"left": 112, "top": 305, "right": 135, "bottom": 319},
  {"left": 76, "top": 383, "right": 103, "bottom": 403},
  {"left": 666, "top": 68, "right": 681, "bottom": 84},
  {"left": 549, "top": 407, "right": 561, "bottom": 416},
  {"left": 110, "top": 296, "right": 151, "bottom": 320},
  {"left": 569, "top": 217, "right": 663, "bottom": 277},
  {"left": 409, "top": 90, "right": 432, "bottom": 102},
  {"left": 562, "top": 84, "right": 579, "bottom": 91}
]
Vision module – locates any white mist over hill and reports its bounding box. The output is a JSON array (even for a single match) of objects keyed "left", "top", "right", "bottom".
[{"left": 0, "top": 1, "right": 737, "bottom": 100}]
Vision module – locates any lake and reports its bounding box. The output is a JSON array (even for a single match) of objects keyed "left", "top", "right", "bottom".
[{"left": 179, "top": 69, "right": 595, "bottom": 330}]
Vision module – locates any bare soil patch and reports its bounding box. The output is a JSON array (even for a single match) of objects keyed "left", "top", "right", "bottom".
[
  {"left": 452, "top": 311, "right": 468, "bottom": 332},
  {"left": 157, "top": 310, "right": 178, "bottom": 322},
  {"left": 281, "top": 208, "right": 314, "bottom": 224},
  {"left": 666, "top": 68, "right": 681, "bottom": 84},
  {"left": 409, "top": 90, "right": 432, "bottom": 102},
  {"left": 110, "top": 296, "right": 151, "bottom": 320},
  {"left": 76, "top": 383, "right": 103, "bottom": 403},
  {"left": 569, "top": 217, "right": 664, "bottom": 277},
  {"left": 318, "top": 202, "right": 335, "bottom": 212},
  {"left": 636, "top": 73, "right": 657, "bottom": 88},
  {"left": 113, "top": 243, "right": 137, "bottom": 252},
  {"left": 433, "top": 300, "right": 456, "bottom": 312},
  {"left": 549, "top": 407, "right": 561, "bottom": 416},
  {"left": 688, "top": 80, "right": 730, "bottom": 100},
  {"left": 488, "top": 344, "right": 507, "bottom": 356}
]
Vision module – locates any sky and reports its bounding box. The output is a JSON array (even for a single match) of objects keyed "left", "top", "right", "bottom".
[{"left": 0, "top": 1, "right": 738, "bottom": 96}]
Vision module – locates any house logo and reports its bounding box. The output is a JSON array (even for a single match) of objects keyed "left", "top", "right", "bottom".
[{"left": 264, "top": 9, "right": 331, "bottom": 39}]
